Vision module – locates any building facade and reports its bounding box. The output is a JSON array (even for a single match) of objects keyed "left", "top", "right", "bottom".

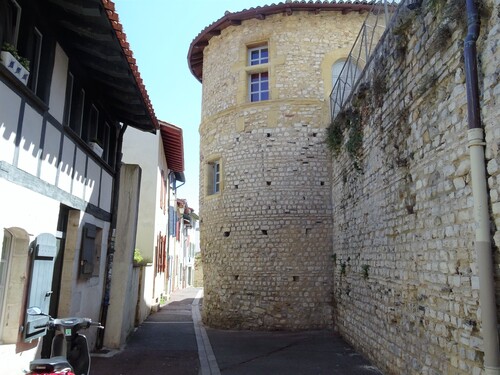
[
  {"left": 189, "top": 2, "right": 373, "bottom": 330},
  {"left": 0, "top": 0, "right": 157, "bottom": 372},
  {"left": 190, "top": 0, "right": 500, "bottom": 374},
  {"left": 122, "top": 121, "right": 184, "bottom": 314}
]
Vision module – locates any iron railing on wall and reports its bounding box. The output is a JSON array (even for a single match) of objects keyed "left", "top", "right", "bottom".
[{"left": 329, "top": 1, "right": 406, "bottom": 121}]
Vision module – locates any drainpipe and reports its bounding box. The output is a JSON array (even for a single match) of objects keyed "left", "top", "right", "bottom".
[
  {"left": 464, "top": 1, "right": 500, "bottom": 374},
  {"left": 96, "top": 123, "right": 128, "bottom": 349}
]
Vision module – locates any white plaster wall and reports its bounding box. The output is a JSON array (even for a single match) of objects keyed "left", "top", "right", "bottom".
[
  {"left": 17, "top": 105, "right": 42, "bottom": 176},
  {"left": 72, "top": 148, "right": 86, "bottom": 199},
  {"left": 100, "top": 170, "right": 113, "bottom": 212},
  {"left": 85, "top": 157, "right": 100, "bottom": 206},
  {"left": 57, "top": 135, "right": 75, "bottom": 193},
  {"left": 0, "top": 81, "right": 21, "bottom": 164},
  {"left": 40, "top": 121, "right": 61, "bottom": 185},
  {"left": 122, "top": 127, "right": 158, "bottom": 259},
  {"left": 0, "top": 178, "right": 60, "bottom": 235},
  {"left": 0, "top": 179, "right": 62, "bottom": 373},
  {"left": 48, "top": 43, "right": 69, "bottom": 124}
]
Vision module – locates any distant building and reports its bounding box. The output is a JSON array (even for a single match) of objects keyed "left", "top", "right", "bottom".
[{"left": 122, "top": 120, "right": 184, "bottom": 313}]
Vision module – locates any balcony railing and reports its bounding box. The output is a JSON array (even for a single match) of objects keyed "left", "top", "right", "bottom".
[{"left": 329, "top": 1, "right": 405, "bottom": 121}]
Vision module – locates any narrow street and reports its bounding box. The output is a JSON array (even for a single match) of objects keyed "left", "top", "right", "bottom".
[
  {"left": 91, "top": 287, "right": 383, "bottom": 375},
  {"left": 91, "top": 287, "right": 200, "bottom": 375}
]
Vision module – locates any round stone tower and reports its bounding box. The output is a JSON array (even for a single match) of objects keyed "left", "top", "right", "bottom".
[{"left": 188, "top": 2, "right": 370, "bottom": 330}]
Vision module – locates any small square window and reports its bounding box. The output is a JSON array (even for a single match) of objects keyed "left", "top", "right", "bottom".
[{"left": 248, "top": 46, "right": 269, "bottom": 66}]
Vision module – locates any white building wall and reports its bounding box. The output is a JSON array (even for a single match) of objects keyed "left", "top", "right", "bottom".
[
  {"left": 48, "top": 44, "right": 69, "bottom": 124},
  {"left": 0, "top": 39, "right": 114, "bottom": 373},
  {"left": 0, "top": 81, "right": 20, "bottom": 163}
]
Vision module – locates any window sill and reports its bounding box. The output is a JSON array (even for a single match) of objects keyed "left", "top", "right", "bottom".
[{"left": 245, "top": 63, "right": 269, "bottom": 74}]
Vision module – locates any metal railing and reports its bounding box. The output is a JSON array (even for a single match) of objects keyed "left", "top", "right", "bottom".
[{"left": 329, "top": 1, "right": 401, "bottom": 120}]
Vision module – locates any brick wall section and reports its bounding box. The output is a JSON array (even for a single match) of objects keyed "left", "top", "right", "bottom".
[
  {"left": 330, "top": 1, "right": 499, "bottom": 374},
  {"left": 199, "top": 11, "right": 366, "bottom": 329}
]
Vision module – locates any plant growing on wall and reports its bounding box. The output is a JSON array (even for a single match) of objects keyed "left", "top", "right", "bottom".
[
  {"left": 361, "top": 264, "right": 370, "bottom": 279},
  {"left": 326, "top": 108, "right": 363, "bottom": 162},
  {"left": 133, "top": 249, "right": 151, "bottom": 266},
  {"left": 340, "top": 262, "right": 346, "bottom": 276}
]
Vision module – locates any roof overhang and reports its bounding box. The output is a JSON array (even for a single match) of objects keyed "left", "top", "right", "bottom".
[
  {"left": 44, "top": 0, "right": 158, "bottom": 132},
  {"left": 188, "top": 1, "right": 388, "bottom": 83},
  {"left": 159, "top": 120, "right": 184, "bottom": 173}
]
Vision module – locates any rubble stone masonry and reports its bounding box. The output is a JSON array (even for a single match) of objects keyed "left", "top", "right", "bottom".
[
  {"left": 330, "top": 1, "right": 499, "bottom": 374},
  {"left": 198, "top": 0, "right": 499, "bottom": 373},
  {"left": 199, "top": 10, "right": 366, "bottom": 329}
]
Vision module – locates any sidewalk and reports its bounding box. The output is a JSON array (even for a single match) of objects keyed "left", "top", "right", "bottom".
[{"left": 91, "top": 287, "right": 383, "bottom": 375}]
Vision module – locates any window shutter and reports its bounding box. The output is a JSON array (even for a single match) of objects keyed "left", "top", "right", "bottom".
[
  {"left": 24, "top": 233, "right": 57, "bottom": 342},
  {"left": 80, "top": 223, "right": 96, "bottom": 277},
  {"left": 169, "top": 206, "right": 176, "bottom": 237}
]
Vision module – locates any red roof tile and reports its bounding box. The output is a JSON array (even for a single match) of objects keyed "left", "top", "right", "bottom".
[
  {"left": 102, "top": 0, "right": 159, "bottom": 129},
  {"left": 159, "top": 120, "right": 184, "bottom": 173}
]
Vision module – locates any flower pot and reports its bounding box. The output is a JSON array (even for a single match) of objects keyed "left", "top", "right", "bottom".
[
  {"left": 89, "top": 142, "right": 104, "bottom": 157},
  {"left": 1, "top": 51, "right": 29, "bottom": 85}
]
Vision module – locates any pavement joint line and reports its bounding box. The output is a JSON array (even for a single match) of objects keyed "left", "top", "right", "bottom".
[{"left": 193, "top": 289, "right": 221, "bottom": 375}]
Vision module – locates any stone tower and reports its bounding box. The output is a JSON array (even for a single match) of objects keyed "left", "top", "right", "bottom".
[{"left": 188, "top": 2, "right": 370, "bottom": 330}]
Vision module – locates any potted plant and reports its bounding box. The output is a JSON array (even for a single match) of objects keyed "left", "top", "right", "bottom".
[
  {"left": 1, "top": 42, "right": 30, "bottom": 85},
  {"left": 88, "top": 139, "right": 104, "bottom": 157}
]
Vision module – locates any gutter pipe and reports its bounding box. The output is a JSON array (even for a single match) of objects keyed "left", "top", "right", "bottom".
[
  {"left": 464, "top": 1, "right": 500, "bottom": 373},
  {"left": 96, "top": 123, "right": 128, "bottom": 349}
]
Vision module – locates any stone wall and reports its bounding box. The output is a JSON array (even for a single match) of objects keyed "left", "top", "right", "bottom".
[
  {"left": 329, "top": 0, "right": 499, "bottom": 374},
  {"left": 199, "top": 10, "right": 367, "bottom": 329}
]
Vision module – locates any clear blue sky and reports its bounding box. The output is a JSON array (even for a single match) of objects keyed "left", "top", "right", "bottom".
[{"left": 114, "top": 0, "right": 272, "bottom": 213}]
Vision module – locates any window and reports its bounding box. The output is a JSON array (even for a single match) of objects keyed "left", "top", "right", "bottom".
[
  {"left": 69, "top": 87, "right": 85, "bottom": 137},
  {"left": 212, "top": 160, "right": 220, "bottom": 193},
  {"left": 86, "top": 104, "right": 99, "bottom": 143},
  {"left": 247, "top": 44, "right": 269, "bottom": 102},
  {"left": 27, "top": 27, "right": 42, "bottom": 94},
  {"left": 63, "top": 72, "right": 74, "bottom": 126},
  {"left": 0, "top": 0, "right": 21, "bottom": 47},
  {"left": 207, "top": 159, "right": 221, "bottom": 195},
  {"left": 156, "top": 233, "right": 166, "bottom": 274},
  {"left": 250, "top": 72, "right": 269, "bottom": 102},
  {"left": 248, "top": 46, "right": 268, "bottom": 65},
  {"left": 160, "top": 170, "right": 167, "bottom": 213}
]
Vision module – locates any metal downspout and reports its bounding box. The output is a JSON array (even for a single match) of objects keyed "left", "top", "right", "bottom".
[
  {"left": 464, "top": 1, "right": 500, "bottom": 373},
  {"left": 96, "top": 123, "right": 128, "bottom": 349}
]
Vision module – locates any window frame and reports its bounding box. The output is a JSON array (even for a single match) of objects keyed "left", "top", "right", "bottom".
[
  {"left": 249, "top": 71, "right": 269, "bottom": 102},
  {"left": 1, "top": 0, "right": 22, "bottom": 47},
  {"left": 246, "top": 43, "right": 270, "bottom": 103},
  {"left": 27, "top": 27, "right": 42, "bottom": 94},
  {"left": 248, "top": 45, "right": 269, "bottom": 66},
  {"left": 206, "top": 159, "right": 221, "bottom": 196}
]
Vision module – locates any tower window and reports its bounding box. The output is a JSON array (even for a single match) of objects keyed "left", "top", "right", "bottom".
[
  {"left": 207, "top": 159, "right": 221, "bottom": 195},
  {"left": 247, "top": 44, "right": 269, "bottom": 102},
  {"left": 248, "top": 46, "right": 268, "bottom": 65},
  {"left": 250, "top": 72, "right": 269, "bottom": 102}
]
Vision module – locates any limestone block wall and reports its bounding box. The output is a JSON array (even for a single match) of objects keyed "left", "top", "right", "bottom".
[
  {"left": 329, "top": 0, "right": 499, "bottom": 374},
  {"left": 199, "top": 10, "right": 366, "bottom": 329}
]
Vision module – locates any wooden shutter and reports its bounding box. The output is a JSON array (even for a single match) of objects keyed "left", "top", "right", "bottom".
[{"left": 24, "top": 233, "right": 57, "bottom": 342}]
